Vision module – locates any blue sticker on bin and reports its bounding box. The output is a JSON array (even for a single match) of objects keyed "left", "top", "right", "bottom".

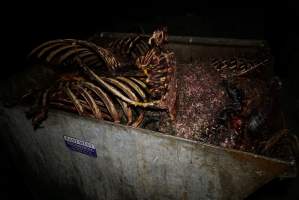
[{"left": 63, "top": 135, "right": 97, "bottom": 157}]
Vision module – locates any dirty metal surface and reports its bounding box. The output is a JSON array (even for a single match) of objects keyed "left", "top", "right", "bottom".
[{"left": 0, "top": 106, "right": 294, "bottom": 200}]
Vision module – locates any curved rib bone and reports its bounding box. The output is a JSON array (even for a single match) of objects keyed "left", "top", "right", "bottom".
[{"left": 29, "top": 39, "right": 121, "bottom": 71}]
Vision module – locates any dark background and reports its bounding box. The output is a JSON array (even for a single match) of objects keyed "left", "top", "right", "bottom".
[{"left": 1, "top": 1, "right": 299, "bottom": 199}]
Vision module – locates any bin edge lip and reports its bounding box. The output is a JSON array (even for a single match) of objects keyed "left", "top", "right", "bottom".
[{"left": 97, "top": 32, "right": 267, "bottom": 47}]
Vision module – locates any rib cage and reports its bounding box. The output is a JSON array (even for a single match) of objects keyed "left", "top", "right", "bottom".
[
  {"left": 28, "top": 40, "right": 162, "bottom": 108},
  {"left": 23, "top": 27, "right": 177, "bottom": 129},
  {"left": 25, "top": 76, "right": 147, "bottom": 129},
  {"left": 136, "top": 48, "right": 176, "bottom": 99},
  {"left": 29, "top": 39, "right": 122, "bottom": 71},
  {"left": 210, "top": 56, "right": 270, "bottom": 79},
  {"left": 108, "top": 34, "right": 151, "bottom": 62}
]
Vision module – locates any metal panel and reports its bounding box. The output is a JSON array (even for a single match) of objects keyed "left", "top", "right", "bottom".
[{"left": 0, "top": 106, "right": 294, "bottom": 200}]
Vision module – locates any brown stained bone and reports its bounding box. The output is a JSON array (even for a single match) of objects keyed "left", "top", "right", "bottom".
[
  {"left": 63, "top": 83, "right": 84, "bottom": 115},
  {"left": 109, "top": 34, "right": 151, "bottom": 62},
  {"left": 51, "top": 97, "right": 109, "bottom": 116},
  {"left": 25, "top": 75, "right": 151, "bottom": 128},
  {"left": 148, "top": 27, "right": 168, "bottom": 47},
  {"left": 80, "top": 81, "right": 120, "bottom": 122},
  {"left": 102, "top": 77, "right": 139, "bottom": 102},
  {"left": 210, "top": 54, "right": 271, "bottom": 79},
  {"left": 134, "top": 49, "right": 177, "bottom": 121},
  {"left": 72, "top": 84, "right": 102, "bottom": 119},
  {"left": 131, "top": 109, "right": 145, "bottom": 128},
  {"left": 59, "top": 48, "right": 90, "bottom": 63},
  {"left": 50, "top": 102, "right": 113, "bottom": 121},
  {"left": 115, "top": 77, "right": 147, "bottom": 100},
  {"left": 29, "top": 39, "right": 123, "bottom": 71},
  {"left": 155, "top": 65, "right": 177, "bottom": 121},
  {"left": 28, "top": 27, "right": 174, "bottom": 122},
  {"left": 129, "top": 77, "right": 148, "bottom": 91},
  {"left": 136, "top": 48, "right": 176, "bottom": 100},
  {"left": 77, "top": 58, "right": 160, "bottom": 108},
  {"left": 116, "top": 99, "right": 133, "bottom": 125}
]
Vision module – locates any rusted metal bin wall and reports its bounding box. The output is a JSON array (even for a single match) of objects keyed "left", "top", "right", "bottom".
[{"left": 0, "top": 34, "right": 296, "bottom": 200}]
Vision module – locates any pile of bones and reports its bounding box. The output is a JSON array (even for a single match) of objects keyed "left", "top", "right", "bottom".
[{"left": 16, "top": 27, "right": 298, "bottom": 161}]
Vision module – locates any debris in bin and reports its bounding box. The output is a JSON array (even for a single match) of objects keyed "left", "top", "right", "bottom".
[
  {"left": 11, "top": 27, "right": 298, "bottom": 162},
  {"left": 20, "top": 27, "right": 176, "bottom": 130}
]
